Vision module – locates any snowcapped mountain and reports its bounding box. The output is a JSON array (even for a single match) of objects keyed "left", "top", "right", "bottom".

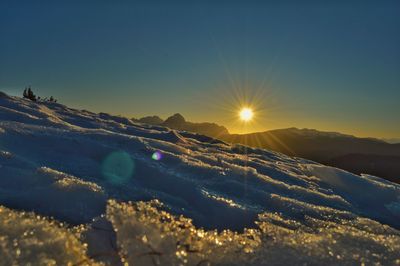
[{"left": 0, "top": 92, "right": 400, "bottom": 265}]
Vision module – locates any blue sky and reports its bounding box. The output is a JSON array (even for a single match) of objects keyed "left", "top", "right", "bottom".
[{"left": 1, "top": 1, "right": 399, "bottom": 137}]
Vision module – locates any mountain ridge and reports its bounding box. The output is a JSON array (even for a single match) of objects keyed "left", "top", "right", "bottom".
[
  {"left": 132, "top": 112, "right": 400, "bottom": 183},
  {"left": 133, "top": 112, "right": 230, "bottom": 137}
]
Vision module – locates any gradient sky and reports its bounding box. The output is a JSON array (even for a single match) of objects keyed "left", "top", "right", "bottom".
[{"left": 1, "top": 1, "right": 399, "bottom": 138}]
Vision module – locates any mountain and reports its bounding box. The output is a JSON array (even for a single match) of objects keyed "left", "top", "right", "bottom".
[
  {"left": 125, "top": 113, "right": 400, "bottom": 183},
  {"left": 135, "top": 115, "right": 164, "bottom": 125},
  {"left": 1, "top": 92, "right": 400, "bottom": 265},
  {"left": 221, "top": 127, "right": 400, "bottom": 183},
  {"left": 383, "top": 138, "right": 400, "bottom": 144},
  {"left": 163, "top": 113, "right": 186, "bottom": 128},
  {"left": 135, "top": 113, "right": 230, "bottom": 138}
]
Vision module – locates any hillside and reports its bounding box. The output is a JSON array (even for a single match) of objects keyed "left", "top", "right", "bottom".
[
  {"left": 326, "top": 154, "right": 400, "bottom": 184},
  {"left": 221, "top": 128, "right": 400, "bottom": 183},
  {"left": 1, "top": 92, "right": 400, "bottom": 265},
  {"left": 133, "top": 115, "right": 400, "bottom": 182}
]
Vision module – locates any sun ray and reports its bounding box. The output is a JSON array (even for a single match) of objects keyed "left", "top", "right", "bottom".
[{"left": 239, "top": 107, "right": 253, "bottom": 122}]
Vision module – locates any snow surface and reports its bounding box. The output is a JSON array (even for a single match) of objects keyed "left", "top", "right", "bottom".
[{"left": 0, "top": 93, "right": 400, "bottom": 265}]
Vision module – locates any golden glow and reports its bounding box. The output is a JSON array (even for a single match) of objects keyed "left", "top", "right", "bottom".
[{"left": 239, "top": 107, "right": 254, "bottom": 122}]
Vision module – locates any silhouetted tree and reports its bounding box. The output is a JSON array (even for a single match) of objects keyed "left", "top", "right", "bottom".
[
  {"left": 23, "top": 86, "right": 37, "bottom": 101},
  {"left": 22, "top": 86, "right": 58, "bottom": 103},
  {"left": 23, "top": 88, "right": 28, "bottom": 99},
  {"left": 27, "top": 88, "right": 36, "bottom": 101}
]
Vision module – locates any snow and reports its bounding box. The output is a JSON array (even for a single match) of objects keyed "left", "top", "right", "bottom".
[
  {"left": 0, "top": 93, "right": 400, "bottom": 265},
  {"left": 0, "top": 205, "right": 96, "bottom": 265}
]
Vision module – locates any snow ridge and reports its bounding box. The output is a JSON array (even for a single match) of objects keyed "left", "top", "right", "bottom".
[{"left": 0, "top": 94, "right": 400, "bottom": 265}]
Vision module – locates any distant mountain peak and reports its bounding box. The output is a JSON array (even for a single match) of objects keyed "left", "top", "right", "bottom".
[
  {"left": 137, "top": 115, "right": 164, "bottom": 125},
  {"left": 164, "top": 113, "right": 186, "bottom": 124}
]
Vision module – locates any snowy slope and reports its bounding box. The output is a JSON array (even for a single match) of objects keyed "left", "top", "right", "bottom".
[{"left": 0, "top": 93, "right": 400, "bottom": 265}]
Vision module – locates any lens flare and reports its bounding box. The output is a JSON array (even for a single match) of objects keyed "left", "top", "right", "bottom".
[
  {"left": 152, "top": 151, "right": 163, "bottom": 161},
  {"left": 101, "top": 151, "right": 135, "bottom": 184}
]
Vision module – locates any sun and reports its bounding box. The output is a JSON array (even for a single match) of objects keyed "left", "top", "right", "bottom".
[{"left": 239, "top": 107, "right": 254, "bottom": 122}]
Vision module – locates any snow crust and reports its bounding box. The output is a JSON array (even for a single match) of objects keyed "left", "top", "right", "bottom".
[
  {"left": 0, "top": 205, "right": 96, "bottom": 265},
  {"left": 1, "top": 94, "right": 400, "bottom": 265}
]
